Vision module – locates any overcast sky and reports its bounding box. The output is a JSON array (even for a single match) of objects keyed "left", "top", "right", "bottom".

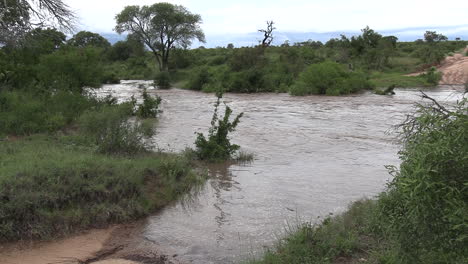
[{"left": 67, "top": 0, "right": 468, "bottom": 35}]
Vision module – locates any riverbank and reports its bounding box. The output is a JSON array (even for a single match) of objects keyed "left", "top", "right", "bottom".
[
  {"left": 250, "top": 94, "right": 467, "bottom": 264},
  {"left": 0, "top": 134, "right": 205, "bottom": 243}
]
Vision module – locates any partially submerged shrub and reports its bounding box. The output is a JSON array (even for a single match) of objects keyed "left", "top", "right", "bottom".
[
  {"left": 136, "top": 88, "right": 161, "bottom": 118},
  {"left": 195, "top": 93, "right": 243, "bottom": 161}
]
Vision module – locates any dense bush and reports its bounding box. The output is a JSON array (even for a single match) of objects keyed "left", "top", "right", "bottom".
[
  {"left": 36, "top": 47, "right": 106, "bottom": 93},
  {"left": 185, "top": 66, "right": 212, "bottom": 91},
  {"left": 195, "top": 94, "right": 243, "bottom": 161},
  {"left": 290, "top": 61, "right": 373, "bottom": 96},
  {"left": 379, "top": 95, "right": 467, "bottom": 262}
]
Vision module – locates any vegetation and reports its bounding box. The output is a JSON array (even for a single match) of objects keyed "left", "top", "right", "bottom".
[
  {"left": 0, "top": 135, "right": 203, "bottom": 241},
  {"left": 194, "top": 93, "right": 244, "bottom": 161},
  {"left": 136, "top": 88, "right": 162, "bottom": 118},
  {"left": 289, "top": 61, "right": 374, "bottom": 96},
  {"left": 252, "top": 95, "right": 467, "bottom": 263},
  {"left": 115, "top": 2, "right": 205, "bottom": 72}
]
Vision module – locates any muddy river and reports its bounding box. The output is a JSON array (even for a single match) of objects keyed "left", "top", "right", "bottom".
[{"left": 90, "top": 82, "right": 463, "bottom": 263}]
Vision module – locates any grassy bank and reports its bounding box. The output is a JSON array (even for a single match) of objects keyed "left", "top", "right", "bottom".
[
  {"left": 0, "top": 134, "right": 204, "bottom": 241},
  {"left": 249, "top": 199, "right": 392, "bottom": 264}
]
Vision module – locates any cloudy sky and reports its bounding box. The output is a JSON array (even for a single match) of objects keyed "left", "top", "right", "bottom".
[{"left": 67, "top": 0, "right": 468, "bottom": 34}]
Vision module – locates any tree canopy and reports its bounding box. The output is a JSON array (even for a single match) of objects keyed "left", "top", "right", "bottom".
[
  {"left": 0, "top": 0, "right": 75, "bottom": 45},
  {"left": 115, "top": 2, "right": 205, "bottom": 71},
  {"left": 68, "top": 31, "right": 111, "bottom": 49}
]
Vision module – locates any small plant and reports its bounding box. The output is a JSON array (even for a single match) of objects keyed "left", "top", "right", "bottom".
[
  {"left": 154, "top": 71, "right": 171, "bottom": 89},
  {"left": 136, "top": 88, "right": 161, "bottom": 118},
  {"left": 194, "top": 93, "right": 243, "bottom": 161}
]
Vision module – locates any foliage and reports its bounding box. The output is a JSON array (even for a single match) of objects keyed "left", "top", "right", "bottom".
[
  {"left": 185, "top": 66, "right": 212, "bottom": 91},
  {"left": 78, "top": 104, "right": 154, "bottom": 155},
  {"left": 0, "top": 0, "right": 75, "bottom": 45},
  {"left": 0, "top": 135, "right": 202, "bottom": 241},
  {"left": 378, "top": 94, "right": 467, "bottom": 262},
  {"left": 250, "top": 200, "right": 389, "bottom": 264},
  {"left": 290, "top": 61, "right": 373, "bottom": 96},
  {"left": 36, "top": 46, "right": 106, "bottom": 93},
  {"left": 136, "top": 88, "right": 162, "bottom": 118},
  {"left": 154, "top": 71, "right": 171, "bottom": 89},
  {"left": 0, "top": 90, "right": 97, "bottom": 135},
  {"left": 67, "top": 31, "right": 111, "bottom": 49},
  {"left": 195, "top": 94, "right": 243, "bottom": 161},
  {"left": 115, "top": 2, "right": 205, "bottom": 71},
  {"left": 421, "top": 66, "right": 442, "bottom": 85}
]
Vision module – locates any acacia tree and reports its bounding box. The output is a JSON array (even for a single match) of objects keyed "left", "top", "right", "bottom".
[
  {"left": 115, "top": 2, "right": 205, "bottom": 72},
  {"left": 0, "top": 0, "right": 75, "bottom": 45}
]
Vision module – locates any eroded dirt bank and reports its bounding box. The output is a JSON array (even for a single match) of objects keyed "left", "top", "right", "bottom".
[
  {"left": 438, "top": 46, "right": 468, "bottom": 85},
  {"left": 407, "top": 46, "right": 468, "bottom": 85}
]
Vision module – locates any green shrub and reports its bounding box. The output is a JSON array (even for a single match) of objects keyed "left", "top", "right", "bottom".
[
  {"left": 36, "top": 47, "right": 106, "bottom": 93},
  {"left": 379, "top": 95, "right": 467, "bottom": 261},
  {"left": 136, "top": 88, "right": 161, "bottom": 118},
  {"left": 0, "top": 91, "right": 97, "bottom": 135},
  {"left": 421, "top": 66, "right": 441, "bottom": 86},
  {"left": 78, "top": 104, "right": 154, "bottom": 155},
  {"left": 154, "top": 71, "right": 171, "bottom": 89},
  {"left": 195, "top": 94, "right": 243, "bottom": 161},
  {"left": 185, "top": 66, "right": 212, "bottom": 91},
  {"left": 290, "top": 61, "right": 373, "bottom": 96}
]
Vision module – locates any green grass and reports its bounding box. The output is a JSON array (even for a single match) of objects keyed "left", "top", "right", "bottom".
[
  {"left": 370, "top": 72, "right": 432, "bottom": 88},
  {"left": 0, "top": 134, "right": 205, "bottom": 241},
  {"left": 248, "top": 199, "right": 396, "bottom": 264}
]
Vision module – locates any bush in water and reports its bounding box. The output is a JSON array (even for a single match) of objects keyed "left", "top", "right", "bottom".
[{"left": 195, "top": 93, "right": 243, "bottom": 161}]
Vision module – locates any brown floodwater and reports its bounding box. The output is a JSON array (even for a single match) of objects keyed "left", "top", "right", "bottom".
[{"left": 94, "top": 82, "right": 463, "bottom": 264}]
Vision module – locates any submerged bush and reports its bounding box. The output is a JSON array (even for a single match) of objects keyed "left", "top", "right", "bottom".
[
  {"left": 290, "top": 61, "right": 373, "bottom": 96},
  {"left": 379, "top": 94, "right": 467, "bottom": 262},
  {"left": 195, "top": 94, "right": 243, "bottom": 161}
]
